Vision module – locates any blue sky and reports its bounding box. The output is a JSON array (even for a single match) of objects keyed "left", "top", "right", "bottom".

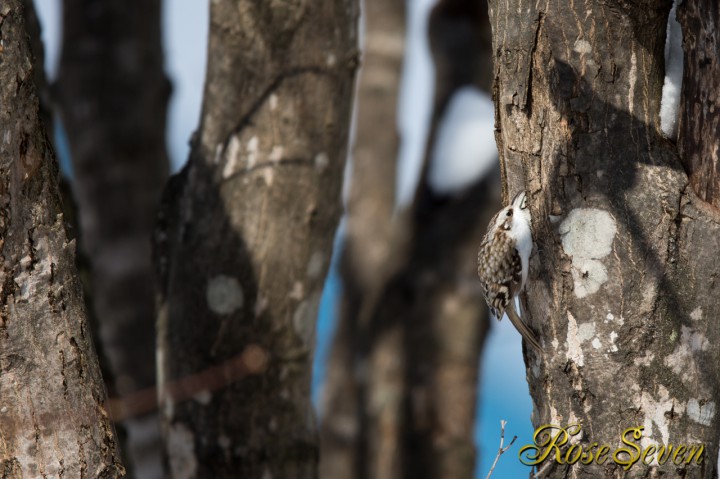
[{"left": 33, "top": 1, "right": 536, "bottom": 476}]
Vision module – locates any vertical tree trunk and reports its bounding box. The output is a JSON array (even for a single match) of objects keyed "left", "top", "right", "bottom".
[
  {"left": 320, "top": 0, "right": 405, "bottom": 479},
  {"left": 490, "top": 0, "right": 720, "bottom": 476},
  {"left": 55, "top": 1, "right": 170, "bottom": 476},
  {"left": 322, "top": 0, "right": 500, "bottom": 477},
  {"left": 0, "top": 2, "right": 124, "bottom": 477},
  {"left": 155, "top": 1, "right": 359, "bottom": 477},
  {"left": 319, "top": 1, "right": 406, "bottom": 479},
  {"left": 677, "top": 0, "right": 720, "bottom": 209},
  {"left": 404, "top": 2, "right": 497, "bottom": 476}
]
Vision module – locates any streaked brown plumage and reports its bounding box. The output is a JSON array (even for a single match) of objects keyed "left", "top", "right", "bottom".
[{"left": 477, "top": 192, "right": 542, "bottom": 352}]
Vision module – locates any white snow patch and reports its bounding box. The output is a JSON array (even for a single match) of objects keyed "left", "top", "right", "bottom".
[
  {"left": 660, "top": 0, "right": 683, "bottom": 139},
  {"left": 687, "top": 399, "right": 715, "bottom": 426},
  {"left": 269, "top": 94, "right": 279, "bottom": 111},
  {"left": 206, "top": 275, "right": 244, "bottom": 315},
  {"left": 606, "top": 312, "right": 614, "bottom": 321},
  {"left": 566, "top": 312, "right": 585, "bottom": 367},
  {"left": 427, "top": 87, "right": 497, "bottom": 194},
  {"left": 559, "top": 208, "right": 617, "bottom": 298},
  {"left": 690, "top": 307, "right": 703, "bottom": 321},
  {"left": 551, "top": 338, "right": 559, "bottom": 350},
  {"left": 591, "top": 338, "right": 601, "bottom": 349},
  {"left": 573, "top": 39, "right": 592, "bottom": 54},
  {"left": 168, "top": 423, "right": 198, "bottom": 479}
]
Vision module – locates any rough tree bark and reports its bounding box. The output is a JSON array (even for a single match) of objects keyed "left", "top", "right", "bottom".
[
  {"left": 490, "top": 0, "right": 720, "bottom": 476},
  {"left": 677, "top": 0, "right": 720, "bottom": 209},
  {"left": 321, "top": 0, "right": 500, "bottom": 478},
  {"left": 319, "top": 1, "right": 405, "bottom": 479},
  {"left": 154, "top": 1, "right": 359, "bottom": 477},
  {"left": 0, "top": 2, "right": 124, "bottom": 477},
  {"left": 54, "top": 1, "right": 170, "bottom": 477}
]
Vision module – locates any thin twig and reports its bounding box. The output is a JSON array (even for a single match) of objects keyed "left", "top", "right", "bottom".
[{"left": 485, "top": 420, "right": 518, "bottom": 479}]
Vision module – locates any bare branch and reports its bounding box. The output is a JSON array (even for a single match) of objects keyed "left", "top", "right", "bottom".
[{"left": 484, "top": 420, "right": 518, "bottom": 479}]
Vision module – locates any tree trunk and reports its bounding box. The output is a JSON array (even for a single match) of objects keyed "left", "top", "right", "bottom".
[
  {"left": 54, "top": 1, "right": 170, "bottom": 477},
  {"left": 489, "top": 0, "right": 720, "bottom": 476},
  {"left": 321, "top": 0, "right": 500, "bottom": 477},
  {"left": 154, "top": 1, "right": 359, "bottom": 477},
  {"left": 401, "top": 1, "right": 498, "bottom": 478},
  {"left": 0, "top": 2, "right": 124, "bottom": 477},
  {"left": 319, "top": 1, "right": 405, "bottom": 478},
  {"left": 677, "top": 0, "right": 720, "bottom": 209}
]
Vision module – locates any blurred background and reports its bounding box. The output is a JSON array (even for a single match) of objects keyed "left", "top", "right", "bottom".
[{"left": 32, "top": 0, "right": 535, "bottom": 477}]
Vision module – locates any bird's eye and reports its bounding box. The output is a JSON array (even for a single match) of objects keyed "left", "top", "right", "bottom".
[{"left": 506, "top": 210, "right": 513, "bottom": 217}]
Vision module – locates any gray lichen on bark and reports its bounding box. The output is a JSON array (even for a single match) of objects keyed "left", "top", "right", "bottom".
[
  {"left": 154, "top": 1, "right": 359, "bottom": 477},
  {"left": 490, "top": 0, "right": 720, "bottom": 477}
]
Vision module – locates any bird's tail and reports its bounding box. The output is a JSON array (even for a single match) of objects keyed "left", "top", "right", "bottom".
[{"left": 506, "top": 300, "right": 543, "bottom": 352}]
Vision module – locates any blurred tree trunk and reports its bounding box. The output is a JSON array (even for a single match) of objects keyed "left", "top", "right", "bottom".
[
  {"left": 321, "top": 0, "right": 500, "bottom": 478},
  {"left": 319, "top": 1, "right": 406, "bottom": 478},
  {"left": 0, "top": 1, "right": 124, "bottom": 476},
  {"left": 490, "top": 0, "right": 720, "bottom": 476},
  {"left": 154, "top": 1, "right": 359, "bottom": 477},
  {"left": 55, "top": 1, "right": 170, "bottom": 477},
  {"left": 404, "top": 2, "right": 498, "bottom": 475}
]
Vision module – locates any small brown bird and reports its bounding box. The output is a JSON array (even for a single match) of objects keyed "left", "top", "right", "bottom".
[{"left": 477, "top": 192, "right": 542, "bottom": 352}]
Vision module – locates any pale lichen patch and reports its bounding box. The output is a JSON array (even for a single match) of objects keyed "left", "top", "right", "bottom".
[
  {"left": 639, "top": 385, "right": 679, "bottom": 451},
  {"left": 222, "top": 136, "right": 242, "bottom": 178},
  {"left": 289, "top": 281, "right": 305, "bottom": 300},
  {"left": 168, "top": 423, "right": 198, "bottom": 479},
  {"left": 609, "top": 331, "right": 618, "bottom": 352},
  {"left": 573, "top": 39, "right": 593, "bottom": 54},
  {"left": 687, "top": 399, "right": 715, "bottom": 426},
  {"left": 690, "top": 307, "right": 703, "bottom": 321},
  {"left": 559, "top": 208, "right": 617, "bottom": 298},
  {"left": 578, "top": 322, "right": 596, "bottom": 342},
  {"left": 246, "top": 136, "right": 260, "bottom": 169},
  {"left": 665, "top": 326, "right": 709, "bottom": 376},
  {"left": 306, "top": 251, "right": 325, "bottom": 279},
  {"left": 566, "top": 312, "right": 585, "bottom": 367},
  {"left": 193, "top": 390, "right": 212, "bottom": 405},
  {"left": 206, "top": 275, "right": 244, "bottom": 315},
  {"left": 269, "top": 145, "right": 284, "bottom": 163},
  {"left": 293, "top": 292, "right": 321, "bottom": 346},
  {"left": 314, "top": 152, "right": 329, "bottom": 171}
]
